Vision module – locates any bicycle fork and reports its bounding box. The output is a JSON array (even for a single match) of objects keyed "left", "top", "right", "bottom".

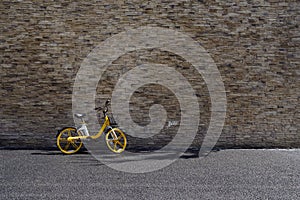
[{"left": 107, "top": 126, "right": 118, "bottom": 140}]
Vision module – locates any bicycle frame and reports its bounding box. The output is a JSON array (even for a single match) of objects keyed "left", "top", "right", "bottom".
[{"left": 67, "top": 115, "right": 114, "bottom": 142}]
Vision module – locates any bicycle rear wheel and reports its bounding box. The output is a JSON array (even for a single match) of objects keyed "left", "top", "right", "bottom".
[
  {"left": 56, "top": 127, "right": 83, "bottom": 154},
  {"left": 105, "top": 128, "right": 127, "bottom": 153}
]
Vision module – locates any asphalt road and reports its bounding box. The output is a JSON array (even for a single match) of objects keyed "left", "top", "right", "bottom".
[{"left": 1, "top": 149, "right": 299, "bottom": 200}]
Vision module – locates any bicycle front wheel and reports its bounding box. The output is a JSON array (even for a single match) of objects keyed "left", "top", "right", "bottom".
[
  {"left": 56, "top": 127, "right": 83, "bottom": 154},
  {"left": 105, "top": 128, "right": 127, "bottom": 153}
]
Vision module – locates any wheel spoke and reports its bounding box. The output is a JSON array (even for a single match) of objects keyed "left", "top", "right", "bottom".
[
  {"left": 70, "top": 141, "right": 78, "bottom": 149},
  {"left": 64, "top": 142, "right": 70, "bottom": 151},
  {"left": 116, "top": 141, "right": 124, "bottom": 148},
  {"left": 59, "top": 138, "right": 68, "bottom": 142},
  {"left": 67, "top": 130, "right": 72, "bottom": 137}
]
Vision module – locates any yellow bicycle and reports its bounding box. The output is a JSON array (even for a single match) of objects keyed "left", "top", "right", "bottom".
[{"left": 56, "top": 99, "right": 127, "bottom": 154}]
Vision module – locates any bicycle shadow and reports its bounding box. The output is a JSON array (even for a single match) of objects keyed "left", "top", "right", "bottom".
[
  {"left": 30, "top": 150, "right": 89, "bottom": 156},
  {"left": 29, "top": 147, "right": 219, "bottom": 167},
  {"left": 30, "top": 149, "right": 105, "bottom": 166}
]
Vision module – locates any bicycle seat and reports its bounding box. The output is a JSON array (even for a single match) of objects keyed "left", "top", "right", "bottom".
[{"left": 74, "top": 113, "right": 86, "bottom": 118}]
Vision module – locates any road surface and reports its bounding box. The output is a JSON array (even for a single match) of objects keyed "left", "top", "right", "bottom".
[{"left": 1, "top": 149, "right": 299, "bottom": 199}]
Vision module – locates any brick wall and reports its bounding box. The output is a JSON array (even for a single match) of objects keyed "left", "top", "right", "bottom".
[{"left": 0, "top": 0, "right": 299, "bottom": 149}]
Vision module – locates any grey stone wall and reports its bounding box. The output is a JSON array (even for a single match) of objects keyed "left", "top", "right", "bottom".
[{"left": 0, "top": 0, "right": 299, "bottom": 149}]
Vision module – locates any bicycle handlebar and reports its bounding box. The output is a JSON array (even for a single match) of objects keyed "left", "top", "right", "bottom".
[
  {"left": 94, "top": 99, "right": 110, "bottom": 114},
  {"left": 94, "top": 107, "right": 102, "bottom": 110}
]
